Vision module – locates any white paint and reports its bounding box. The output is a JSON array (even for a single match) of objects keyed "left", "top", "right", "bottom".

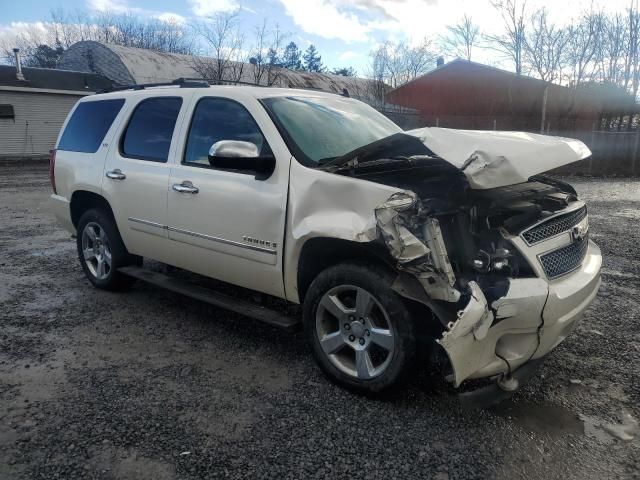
[
  {"left": 409, "top": 127, "right": 592, "bottom": 189},
  {"left": 49, "top": 84, "right": 603, "bottom": 389}
]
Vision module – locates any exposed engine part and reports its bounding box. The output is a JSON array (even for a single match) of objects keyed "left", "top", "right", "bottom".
[
  {"left": 374, "top": 191, "right": 431, "bottom": 264},
  {"left": 375, "top": 191, "right": 461, "bottom": 302},
  {"left": 423, "top": 218, "right": 456, "bottom": 286}
]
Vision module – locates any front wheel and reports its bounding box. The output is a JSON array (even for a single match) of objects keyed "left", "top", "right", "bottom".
[
  {"left": 303, "top": 262, "right": 417, "bottom": 394},
  {"left": 76, "top": 209, "right": 137, "bottom": 290}
]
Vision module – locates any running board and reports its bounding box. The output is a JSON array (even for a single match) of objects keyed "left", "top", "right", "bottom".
[{"left": 119, "top": 266, "right": 300, "bottom": 332}]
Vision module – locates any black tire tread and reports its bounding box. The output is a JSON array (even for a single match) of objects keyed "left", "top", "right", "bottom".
[
  {"left": 76, "top": 208, "right": 137, "bottom": 291},
  {"left": 302, "top": 261, "right": 417, "bottom": 394}
]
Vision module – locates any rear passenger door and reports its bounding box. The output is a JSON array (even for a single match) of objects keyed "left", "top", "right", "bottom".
[{"left": 102, "top": 93, "right": 190, "bottom": 260}]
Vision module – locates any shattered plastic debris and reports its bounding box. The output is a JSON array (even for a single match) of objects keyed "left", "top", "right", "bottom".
[{"left": 442, "top": 282, "right": 493, "bottom": 341}]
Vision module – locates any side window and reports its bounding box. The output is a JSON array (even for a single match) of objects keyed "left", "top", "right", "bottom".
[
  {"left": 58, "top": 99, "right": 125, "bottom": 153},
  {"left": 183, "top": 97, "right": 271, "bottom": 166},
  {"left": 0, "top": 104, "right": 15, "bottom": 120},
  {"left": 121, "top": 97, "right": 182, "bottom": 162}
]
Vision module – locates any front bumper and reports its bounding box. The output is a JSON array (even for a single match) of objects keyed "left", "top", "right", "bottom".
[{"left": 439, "top": 240, "right": 602, "bottom": 387}]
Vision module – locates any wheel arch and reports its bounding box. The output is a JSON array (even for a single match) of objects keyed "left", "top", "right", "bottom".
[
  {"left": 296, "top": 237, "right": 396, "bottom": 305},
  {"left": 70, "top": 190, "right": 115, "bottom": 228}
]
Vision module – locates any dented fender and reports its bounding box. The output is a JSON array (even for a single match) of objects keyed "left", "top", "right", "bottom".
[
  {"left": 284, "top": 159, "right": 463, "bottom": 305},
  {"left": 283, "top": 159, "right": 404, "bottom": 303}
]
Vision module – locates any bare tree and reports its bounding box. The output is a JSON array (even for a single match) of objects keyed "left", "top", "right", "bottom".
[
  {"left": 524, "top": 8, "right": 569, "bottom": 82},
  {"left": 441, "top": 14, "right": 480, "bottom": 61},
  {"left": 0, "top": 22, "right": 58, "bottom": 66},
  {"left": 1, "top": 8, "right": 195, "bottom": 67},
  {"left": 405, "top": 38, "right": 437, "bottom": 79},
  {"left": 564, "top": 10, "right": 604, "bottom": 86},
  {"left": 624, "top": 2, "right": 640, "bottom": 98},
  {"left": 249, "top": 20, "right": 286, "bottom": 86},
  {"left": 486, "top": 0, "right": 528, "bottom": 75},
  {"left": 364, "top": 49, "right": 388, "bottom": 107},
  {"left": 369, "top": 39, "right": 436, "bottom": 89},
  {"left": 192, "top": 11, "right": 246, "bottom": 83},
  {"left": 595, "top": 12, "right": 628, "bottom": 85}
]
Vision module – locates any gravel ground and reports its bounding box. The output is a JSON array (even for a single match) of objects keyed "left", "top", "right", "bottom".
[{"left": 0, "top": 162, "right": 639, "bottom": 480}]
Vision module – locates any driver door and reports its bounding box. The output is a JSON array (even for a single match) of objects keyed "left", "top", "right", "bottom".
[{"left": 166, "top": 95, "right": 289, "bottom": 298}]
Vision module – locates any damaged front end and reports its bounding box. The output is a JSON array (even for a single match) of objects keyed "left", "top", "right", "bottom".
[{"left": 324, "top": 130, "right": 602, "bottom": 393}]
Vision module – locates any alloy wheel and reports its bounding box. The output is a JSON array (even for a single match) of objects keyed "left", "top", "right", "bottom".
[
  {"left": 315, "top": 285, "right": 395, "bottom": 380},
  {"left": 81, "top": 222, "right": 112, "bottom": 280}
]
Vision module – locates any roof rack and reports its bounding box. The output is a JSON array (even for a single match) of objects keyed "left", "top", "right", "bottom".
[
  {"left": 98, "top": 77, "right": 210, "bottom": 94},
  {"left": 96, "top": 76, "right": 351, "bottom": 97}
]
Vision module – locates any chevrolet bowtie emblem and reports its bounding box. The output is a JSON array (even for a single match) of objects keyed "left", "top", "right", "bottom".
[{"left": 571, "top": 224, "right": 588, "bottom": 241}]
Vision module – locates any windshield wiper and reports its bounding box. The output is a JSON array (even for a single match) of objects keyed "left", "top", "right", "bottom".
[
  {"left": 318, "top": 132, "right": 432, "bottom": 170},
  {"left": 317, "top": 156, "right": 338, "bottom": 165},
  {"left": 328, "top": 156, "right": 414, "bottom": 173}
]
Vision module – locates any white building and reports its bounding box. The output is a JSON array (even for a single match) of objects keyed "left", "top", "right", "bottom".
[{"left": 0, "top": 59, "right": 113, "bottom": 159}]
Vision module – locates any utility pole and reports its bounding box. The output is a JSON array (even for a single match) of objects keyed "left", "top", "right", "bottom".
[{"left": 540, "top": 84, "right": 549, "bottom": 134}]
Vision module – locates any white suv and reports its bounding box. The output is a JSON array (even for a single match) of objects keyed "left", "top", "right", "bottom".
[{"left": 49, "top": 81, "right": 601, "bottom": 399}]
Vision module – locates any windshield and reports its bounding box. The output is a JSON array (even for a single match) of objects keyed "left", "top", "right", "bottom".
[{"left": 261, "top": 95, "right": 402, "bottom": 167}]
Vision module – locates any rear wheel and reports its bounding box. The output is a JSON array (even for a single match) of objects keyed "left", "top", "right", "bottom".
[
  {"left": 76, "top": 209, "right": 138, "bottom": 290},
  {"left": 303, "top": 262, "right": 417, "bottom": 394}
]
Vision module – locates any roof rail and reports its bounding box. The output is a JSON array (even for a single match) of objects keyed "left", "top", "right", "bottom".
[
  {"left": 96, "top": 76, "right": 351, "bottom": 97},
  {"left": 97, "top": 77, "right": 210, "bottom": 94}
]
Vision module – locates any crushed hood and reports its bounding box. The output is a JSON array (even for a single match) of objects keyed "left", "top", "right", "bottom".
[{"left": 407, "top": 128, "right": 591, "bottom": 189}]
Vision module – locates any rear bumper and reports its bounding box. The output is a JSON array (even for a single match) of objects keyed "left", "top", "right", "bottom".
[
  {"left": 439, "top": 240, "right": 602, "bottom": 386},
  {"left": 48, "top": 194, "right": 75, "bottom": 234}
]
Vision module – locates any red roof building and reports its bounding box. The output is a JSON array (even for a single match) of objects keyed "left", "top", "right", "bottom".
[{"left": 385, "top": 59, "right": 636, "bottom": 133}]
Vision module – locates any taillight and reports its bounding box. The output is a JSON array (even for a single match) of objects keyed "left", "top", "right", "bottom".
[{"left": 49, "top": 149, "right": 57, "bottom": 194}]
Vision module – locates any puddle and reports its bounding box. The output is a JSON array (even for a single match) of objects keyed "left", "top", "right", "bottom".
[
  {"left": 492, "top": 402, "right": 639, "bottom": 444},
  {"left": 491, "top": 402, "right": 583, "bottom": 436}
]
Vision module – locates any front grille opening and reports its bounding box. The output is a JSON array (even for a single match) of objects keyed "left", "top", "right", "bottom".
[
  {"left": 522, "top": 206, "right": 587, "bottom": 245},
  {"left": 539, "top": 236, "right": 589, "bottom": 279}
]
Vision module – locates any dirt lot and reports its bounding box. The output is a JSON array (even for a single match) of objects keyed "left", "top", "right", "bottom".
[{"left": 0, "top": 162, "right": 639, "bottom": 480}]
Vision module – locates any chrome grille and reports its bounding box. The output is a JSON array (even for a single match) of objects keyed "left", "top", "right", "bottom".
[
  {"left": 522, "top": 206, "right": 587, "bottom": 245},
  {"left": 539, "top": 236, "right": 589, "bottom": 279}
]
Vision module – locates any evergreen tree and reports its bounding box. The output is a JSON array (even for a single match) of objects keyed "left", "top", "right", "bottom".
[
  {"left": 267, "top": 47, "right": 280, "bottom": 67},
  {"left": 302, "top": 44, "right": 324, "bottom": 72},
  {"left": 282, "top": 41, "right": 302, "bottom": 70},
  {"left": 24, "top": 44, "right": 64, "bottom": 68},
  {"left": 331, "top": 66, "right": 357, "bottom": 77}
]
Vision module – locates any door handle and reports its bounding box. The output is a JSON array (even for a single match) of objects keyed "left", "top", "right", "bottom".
[
  {"left": 172, "top": 181, "right": 199, "bottom": 194},
  {"left": 106, "top": 169, "right": 126, "bottom": 180}
]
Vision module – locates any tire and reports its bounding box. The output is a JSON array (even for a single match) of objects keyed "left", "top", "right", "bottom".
[
  {"left": 303, "top": 261, "right": 417, "bottom": 394},
  {"left": 76, "top": 208, "right": 138, "bottom": 291}
]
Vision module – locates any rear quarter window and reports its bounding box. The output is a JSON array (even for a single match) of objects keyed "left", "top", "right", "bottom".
[{"left": 57, "top": 99, "right": 125, "bottom": 153}]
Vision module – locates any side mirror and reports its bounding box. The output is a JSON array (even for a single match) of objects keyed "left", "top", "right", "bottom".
[{"left": 208, "top": 140, "right": 275, "bottom": 179}]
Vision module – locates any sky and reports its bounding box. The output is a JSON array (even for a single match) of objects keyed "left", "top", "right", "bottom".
[{"left": 0, "top": 0, "right": 637, "bottom": 74}]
